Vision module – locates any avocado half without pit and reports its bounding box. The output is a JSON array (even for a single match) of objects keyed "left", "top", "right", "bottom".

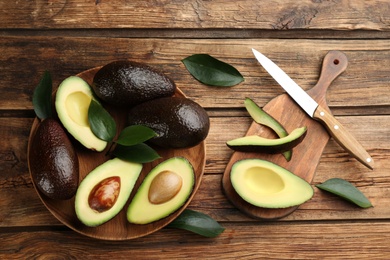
[
  {"left": 230, "top": 159, "right": 314, "bottom": 208},
  {"left": 55, "top": 76, "right": 107, "bottom": 152},
  {"left": 75, "top": 158, "right": 143, "bottom": 227},
  {"left": 226, "top": 126, "right": 307, "bottom": 154},
  {"left": 127, "top": 157, "right": 195, "bottom": 224}
]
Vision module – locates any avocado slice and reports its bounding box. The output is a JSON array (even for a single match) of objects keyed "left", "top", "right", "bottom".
[
  {"left": 75, "top": 158, "right": 142, "bottom": 227},
  {"left": 230, "top": 159, "right": 314, "bottom": 208},
  {"left": 226, "top": 126, "right": 307, "bottom": 153},
  {"left": 55, "top": 76, "right": 107, "bottom": 152},
  {"left": 127, "top": 157, "right": 194, "bottom": 224},
  {"left": 245, "top": 97, "right": 292, "bottom": 161}
]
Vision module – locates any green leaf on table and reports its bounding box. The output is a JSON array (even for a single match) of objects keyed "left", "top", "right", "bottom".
[
  {"left": 316, "top": 178, "right": 373, "bottom": 208},
  {"left": 182, "top": 54, "right": 244, "bottom": 87},
  {"left": 33, "top": 71, "right": 53, "bottom": 120},
  {"left": 167, "top": 209, "right": 225, "bottom": 238},
  {"left": 88, "top": 99, "right": 117, "bottom": 142},
  {"left": 112, "top": 143, "right": 161, "bottom": 163},
  {"left": 116, "top": 125, "right": 157, "bottom": 146}
]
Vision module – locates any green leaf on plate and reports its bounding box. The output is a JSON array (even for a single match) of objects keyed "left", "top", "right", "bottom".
[
  {"left": 116, "top": 125, "right": 157, "bottom": 146},
  {"left": 88, "top": 99, "right": 117, "bottom": 142},
  {"left": 182, "top": 54, "right": 244, "bottom": 87},
  {"left": 33, "top": 71, "right": 53, "bottom": 120},
  {"left": 316, "top": 178, "right": 373, "bottom": 208},
  {"left": 167, "top": 209, "right": 225, "bottom": 238},
  {"left": 112, "top": 143, "right": 161, "bottom": 163}
]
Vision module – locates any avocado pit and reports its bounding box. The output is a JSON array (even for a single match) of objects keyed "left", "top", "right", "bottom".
[
  {"left": 148, "top": 170, "right": 183, "bottom": 204},
  {"left": 88, "top": 176, "right": 121, "bottom": 213}
]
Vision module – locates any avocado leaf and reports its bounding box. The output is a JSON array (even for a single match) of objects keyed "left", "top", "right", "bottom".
[
  {"left": 33, "top": 71, "right": 53, "bottom": 120},
  {"left": 112, "top": 143, "right": 161, "bottom": 163},
  {"left": 167, "top": 209, "right": 225, "bottom": 238},
  {"left": 316, "top": 178, "right": 372, "bottom": 208},
  {"left": 182, "top": 54, "right": 244, "bottom": 87},
  {"left": 88, "top": 100, "right": 117, "bottom": 142},
  {"left": 116, "top": 125, "right": 157, "bottom": 146}
]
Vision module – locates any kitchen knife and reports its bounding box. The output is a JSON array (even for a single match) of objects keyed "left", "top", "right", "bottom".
[{"left": 252, "top": 48, "right": 374, "bottom": 170}]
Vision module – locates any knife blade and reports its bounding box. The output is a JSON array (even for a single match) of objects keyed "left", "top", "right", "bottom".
[{"left": 252, "top": 48, "right": 374, "bottom": 170}]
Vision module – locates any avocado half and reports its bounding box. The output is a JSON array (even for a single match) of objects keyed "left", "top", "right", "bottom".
[
  {"left": 55, "top": 76, "right": 107, "bottom": 152},
  {"left": 226, "top": 126, "right": 307, "bottom": 153},
  {"left": 230, "top": 159, "right": 314, "bottom": 208},
  {"left": 75, "top": 158, "right": 143, "bottom": 227},
  {"left": 127, "top": 157, "right": 195, "bottom": 224}
]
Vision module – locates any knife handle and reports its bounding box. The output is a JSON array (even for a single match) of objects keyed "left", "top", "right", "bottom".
[{"left": 313, "top": 105, "right": 374, "bottom": 170}]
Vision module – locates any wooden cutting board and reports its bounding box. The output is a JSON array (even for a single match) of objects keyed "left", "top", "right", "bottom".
[{"left": 222, "top": 51, "right": 348, "bottom": 219}]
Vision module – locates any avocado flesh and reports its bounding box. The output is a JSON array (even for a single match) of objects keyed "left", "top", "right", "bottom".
[
  {"left": 230, "top": 159, "right": 314, "bottom": 208},
  {"left": 75, "top": 158, "right": 142, "bottom": 227},
  {"left": 127, "top": 157, "right": 194, "bottom": 224},
  {"left": 92, "top": 60, "right": 176, "bottom": 108},
  {"left": 226, "top": 126, "right": 307, "bottom": 153},
  {"left": 245, "top": 97, "right": 292, "bottom": 161},
  {"left": 55, "top": 76, "right": 107, "bottom": 152},
  {"left": 29, "top": 118, "right": 79, "bottom": 200},
  {"left": 127, "top": 97, "right": 210, "bottom": 148}
]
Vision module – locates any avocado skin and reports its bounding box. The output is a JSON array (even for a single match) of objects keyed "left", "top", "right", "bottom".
[
  {"left": 92, "top": 60, "right": 176, "bottom": 108},
  {"left": 128, "top": 97, "right": 210, "bottom": 148},
  {"left": 29, "top": 118, "right": 79, "bottom": 200}
]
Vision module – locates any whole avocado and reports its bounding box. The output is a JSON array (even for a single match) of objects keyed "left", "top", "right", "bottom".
[
  {"left": 92, "top": 60, "right": 176, "bottom": 108},
  {"left": 127, "top": 97, "right": 210, "bottom": 148},
  {"left": 29, "top": 118, "right": 79, "bottom": 200}
]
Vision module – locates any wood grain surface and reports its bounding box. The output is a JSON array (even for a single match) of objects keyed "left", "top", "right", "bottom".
[{"left": 0, "top": 0, "right": 389, "bottom": 258}]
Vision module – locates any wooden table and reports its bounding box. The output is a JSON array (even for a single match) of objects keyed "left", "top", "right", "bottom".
[{"left": 1, "top": 1, "right": 389, "bottom": 259}]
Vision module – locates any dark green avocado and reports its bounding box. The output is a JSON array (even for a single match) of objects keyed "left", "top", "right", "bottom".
[
  {"left": 29, "top": 118, "right": 79, "bottom": 200},
  {"left": 92, "top": 60, "right": 176, "bottom": 108},
  {"left": 127, "top": 97, "right": 210, "bottom": 148}
]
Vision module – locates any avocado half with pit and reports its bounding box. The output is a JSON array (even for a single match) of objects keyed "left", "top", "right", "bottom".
[
  {"left": 75, "top": 158, "right": 142, "bottom": 227},
  {"left": 226, "top": 126, "right": 307, "bottom": 153},
  {"left": 230, "top": 159, "right": 314, "bottom": 208},
  {"left": 55, "top": 76, "right": 107, "bottom": 152},
  {"left": 127, "top": 157, "right": 195, "bottom": 224}
]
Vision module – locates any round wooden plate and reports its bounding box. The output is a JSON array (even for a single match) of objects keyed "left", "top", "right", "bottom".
[{"left": 27, "top": 67, "right": 206, "bottom": 240}]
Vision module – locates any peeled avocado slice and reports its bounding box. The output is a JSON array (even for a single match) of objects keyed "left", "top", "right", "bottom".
[
  {"left": 127, "top": 157, "right": 195, "bottom": 224},
  {"left": 226, "top": 126, "right": 307, "bottom": 153},
  {"left": 55, "top": 76, "right": 107, "bottom": 152},
  {"left": 75, "top": 158, "right": 142, "bottom": 227},
  {"left": 244, "top": 97, "right": 292, "bottom": 161},
  {"left": 230, "top": 159, "right": 314, "bottom": 208}
]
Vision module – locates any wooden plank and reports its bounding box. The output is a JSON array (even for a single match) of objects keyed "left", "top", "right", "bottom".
[
  {"left": 1, "top": 115, "right": 388, "bottom": 226},
  {"left": 0, "top": 37, "right": 389, "bottom": 111},
  {"left": 0, "top": 0, "right": 389, "bottom": 31},
  {"left": 1, "top": 222, "right": 390, "bottom": 259}
]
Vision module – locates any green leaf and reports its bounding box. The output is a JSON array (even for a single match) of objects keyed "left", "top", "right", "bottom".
[
  {"left": 112, "top": 143, "right": 161, "bottom": 163},
  {"left": 88, "top": 100, "right": 117, "bottom": 142},
  {"left": 167, "top": 209, "right": 225, "bottom": 238},
  {"left": 182, "top": 54, "right": 244, "bottom": 87},
  {"left": 33, "top": 71, "right": 53, "bottom": 119},
  {"left": 116, "top": 125, "right": 157, "bottom": 146},
  {"left": 316, "top": 178, "right": 372, "bottom": 208},
  {"left": 244, "top": 97, "right": 292, "bottom": 161}
]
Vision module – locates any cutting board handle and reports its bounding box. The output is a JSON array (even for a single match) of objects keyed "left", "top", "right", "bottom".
[{"left": 308, "top": 51, "right": 348, "bottom": 103}]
